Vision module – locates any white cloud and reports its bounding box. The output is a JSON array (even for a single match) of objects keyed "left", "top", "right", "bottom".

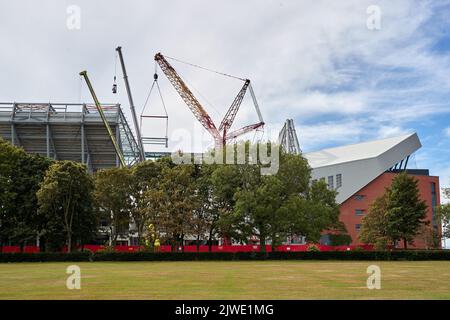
[{"left": 445, "top": 127, "right": 450, "bottom": 137}]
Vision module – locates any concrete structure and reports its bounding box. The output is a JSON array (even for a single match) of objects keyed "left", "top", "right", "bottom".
[
  {"left": 304, "top": 133, "right": 440, "bottom": 248},
  {"left": 0, "top": 102, "right": 141, "bottom": 171}
]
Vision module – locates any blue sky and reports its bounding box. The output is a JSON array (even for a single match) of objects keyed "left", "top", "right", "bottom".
[{"left": 0, "top": 0, "right": 449, "bottom": 197}]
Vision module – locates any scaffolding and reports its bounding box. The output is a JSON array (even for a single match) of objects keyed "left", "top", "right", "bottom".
[{"left": 0, "top": 102, "right": 140, "bottom": 171}]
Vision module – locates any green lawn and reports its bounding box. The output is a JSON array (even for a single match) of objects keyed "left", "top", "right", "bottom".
[{"left": 0, "top": 261, "right": 449, "bottom": 299}]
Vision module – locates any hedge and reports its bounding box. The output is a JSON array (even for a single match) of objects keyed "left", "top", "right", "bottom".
[
  {"left": 1, "top": 250, "right": 450, "bottom": 262},
  {"left": 0, "top": 252, "right": 91, "bottom": 263}
]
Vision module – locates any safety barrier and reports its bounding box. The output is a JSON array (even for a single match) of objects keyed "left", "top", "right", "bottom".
[{"left": 1, "top": 244, "right": 373, "bottom": 253}]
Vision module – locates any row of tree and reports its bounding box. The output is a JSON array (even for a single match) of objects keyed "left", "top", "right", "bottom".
[{"left": 0, "top": 139, "right": 344, "bottom": 252}]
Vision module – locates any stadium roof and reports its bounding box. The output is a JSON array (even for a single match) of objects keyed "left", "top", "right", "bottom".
[{"left": 304, "top": 133, "right": 422, "bottom": 204}]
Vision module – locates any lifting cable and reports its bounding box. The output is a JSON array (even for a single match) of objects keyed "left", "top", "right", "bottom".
[
  {"left": 164, "top": 54, "right": 246, "bottom": 82},
  {"left": 140, "top": 63, "right": 169, "bottom": 143},
  {"left": 112, "top": 51, "right": 118, "bottom": 94}
]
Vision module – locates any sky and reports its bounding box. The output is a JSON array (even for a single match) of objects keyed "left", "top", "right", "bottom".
[{"left": 1, "top": 0, "right": 450, "bottom": 200}]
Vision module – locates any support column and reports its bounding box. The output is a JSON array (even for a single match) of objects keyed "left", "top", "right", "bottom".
[
  {"left": 81, "top": 124, "right": 85, "bottom": 164},
  {"left": 46, "top": 124, "right": 50, "bottom": 158},
  {"left": 11, "top": 124, "right": 15, "bottom": 145}
]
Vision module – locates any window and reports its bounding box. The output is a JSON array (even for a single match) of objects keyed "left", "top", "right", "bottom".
[
  {"left": 336, "top": 174, "right": 342, "bottom": 188},
  {"left": 355, "top": 195, "right": 365, "bottom": 201},
  {"left": 328, "top": 176, "right": 334, "bottom": 190},
  {"left": 355, "top": 209, "right": 364, "bottom": 215},
  {"left": 355, "top": 224, "right": 361, "bottom": 232},
  {"left": 431, "top": 182, "right": 437, "bottom": 228}
]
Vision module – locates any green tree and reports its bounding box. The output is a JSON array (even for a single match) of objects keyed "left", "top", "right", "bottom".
[
  {"left": 286, "top": 180, "right": 340, "bottom": 244},
  {"left": 146, "top": 164, "right": 198, "bottom": 252},
  {"left": 94, "top": 167, "right": 133, "bottom": 246},
  {"left": 438, "top": 187, "right": 450, "bottom": 244},
  {"left": 37, "top": 161, "right": 95, "bottom": 252},
  {"left": 130, "top": 160, "right": 163, "bottom": 245},
  {"left": 0, "top": 139, "right": 52, "bottom": 251},
  {"left": 386, "top": 173, "right": 428, "bottom": 249},
  {"left": 359, "top": 190, "right": 391, "bottom": 250},
  {"left": 235, "top": 175, "right": 290, "bottom": 252}
]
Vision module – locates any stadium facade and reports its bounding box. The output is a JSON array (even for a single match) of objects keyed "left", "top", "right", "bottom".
[{"left": 304, "top": 133, "right": 440, "bottom": 248}]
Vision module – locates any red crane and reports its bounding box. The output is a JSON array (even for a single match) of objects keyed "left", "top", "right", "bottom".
[{"left": 154, "top": 53, "right": 264, "bottom": 148}]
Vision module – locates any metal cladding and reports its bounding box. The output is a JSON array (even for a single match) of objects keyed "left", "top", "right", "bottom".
[{"left": 0, "top": 102, "right": 141, "bottom": 171}]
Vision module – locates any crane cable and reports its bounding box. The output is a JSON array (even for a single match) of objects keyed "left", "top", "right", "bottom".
[
  {"left": 112, "top": 51, "right": 118, "bottom": 94},
  {"left": 140, "top": 63, "right": 168, "bottom": 131},
  {"left": 163, "top": 54, "right": 246, "bottom": 82}
]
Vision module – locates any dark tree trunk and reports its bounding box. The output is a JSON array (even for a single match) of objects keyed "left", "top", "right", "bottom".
[
  {"left": 260, "top": 236, "right": 266, "bottom": 253},
  {"left": 196, "top": 235, "right": 200, "bottom": 252},
  {"left": 208, "top": 229, "right": 214, "bottom": 252},
  {"left": 403, "top": 238, "right": 408, "bottom": 249}
]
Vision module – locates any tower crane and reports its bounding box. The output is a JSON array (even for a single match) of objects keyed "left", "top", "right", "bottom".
[{"left": 154, "top": 53, "right": 264, "bottom": 148}]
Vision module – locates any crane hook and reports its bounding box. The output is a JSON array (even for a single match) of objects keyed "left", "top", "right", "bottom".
[{"left": 112, "top": 76, "right": 117, "bottom": 94}]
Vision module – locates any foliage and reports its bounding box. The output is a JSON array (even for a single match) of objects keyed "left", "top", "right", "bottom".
[
  {"left": 386, "top": 173, "right": 428, "bottom": 249},
  {"left": 37, "top": 161, "right": 95, "bottom": 252},
  {"left": 359, "top": 190, "right": 391, "bottom": 250},
  {"left": 94, "top": 167, "right": 133, "bottom": 246},
  {"left": 0, "top": 139, "right": 52, "bottom": 251},
  {"left": 360, "top": 173, "right": 429, "bottom": 250}
]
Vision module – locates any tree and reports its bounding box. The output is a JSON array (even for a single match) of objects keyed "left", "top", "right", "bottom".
[
  {"left": 359, "top": 190, "right": 391, "bottom": 250},
  {"left": 386, "top": 173, "right": 428, "bottom": 249},
  {"left": 439, "top": 187, "right": 450, "bottom": 241},
  {"left": 145, "top": 164, "right": 198, "bottom": 252},
  {"left": 37, "top": 161, "right": 95, "bottom": 252},
  {"left": 130, "top": 160, "right": 163, "bottom": 245},
  {"left": 94, "top": 167, "right": 133, "bottom": 246},
  {"left": 235, "top": 175, "right": 290, "bottom": 252},
  {"left": 286, "top": 180, "right": 341, "bottom": 244},
  {"left": 0, "top": 139, "right": 52, "bottom": 251}
]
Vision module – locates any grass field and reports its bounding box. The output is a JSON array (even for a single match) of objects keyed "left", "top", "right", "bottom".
[{"left": 1, "top": 261, "right": 450, "bottom": 299}]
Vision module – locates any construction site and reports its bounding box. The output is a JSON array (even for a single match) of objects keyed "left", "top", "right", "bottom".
[{"left": 0, "top": 46, "right": 441, "bottom": 251}]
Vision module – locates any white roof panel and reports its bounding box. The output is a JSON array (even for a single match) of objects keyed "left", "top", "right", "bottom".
[{"left": 304, "top": 133, "right": 417, "bottom": 168}]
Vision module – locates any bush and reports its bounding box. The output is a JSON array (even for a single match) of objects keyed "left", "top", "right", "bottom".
[
  {"left": 1, "top": 250, "right": 450, "bottom": 263},
  {"left": 0, "top": 252, "right": 91, "bottom": 263},
  {"left": 307, "top": 244, "right": 320, "bottom": 252}
]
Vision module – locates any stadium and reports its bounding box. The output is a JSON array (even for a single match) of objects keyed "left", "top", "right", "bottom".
[{"left": 0, "top": 102, "right": 439, "bottom": 251}]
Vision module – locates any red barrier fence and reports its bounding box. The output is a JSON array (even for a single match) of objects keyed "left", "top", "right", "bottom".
[{"left": 1, "top": 244, "right": 373, "bottom": 253}]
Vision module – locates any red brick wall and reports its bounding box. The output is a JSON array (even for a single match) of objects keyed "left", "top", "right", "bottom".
[{"left": 339, "top": 172, "right": 440, "bottom": 248}]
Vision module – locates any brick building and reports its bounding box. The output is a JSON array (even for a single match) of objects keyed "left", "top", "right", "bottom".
[{"left": 304, "top": 133, "right": 440, "bottom": 248}]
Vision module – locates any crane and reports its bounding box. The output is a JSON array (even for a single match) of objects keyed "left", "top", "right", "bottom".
[
  {"left": 154, "top": 53, "right": 264, "bottom": 148},
  {"left": 79, "top": 70, "right": 127, "bottom": 167},
  {"left": 115, "top": 46, "right": 146, "bottom": 161}
]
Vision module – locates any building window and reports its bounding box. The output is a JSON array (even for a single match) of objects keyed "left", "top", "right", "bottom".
[
  {"left": 431, "top": 182, "right": 437, "bottom": 228},
  {"left": 328, "top": 176, "right": 334, "bottom": 190},
  {"left": 336, "top": 174, "right": 342, "bottom": 188},
  {"left": 355, "top": 209, "right": 365, "bottom": 215},
  {"left": 355, "top": 195, "right": 365, "bottom": 201},
  {"left": 355, "top": 224, "right": 361, "bottom": 232}
]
